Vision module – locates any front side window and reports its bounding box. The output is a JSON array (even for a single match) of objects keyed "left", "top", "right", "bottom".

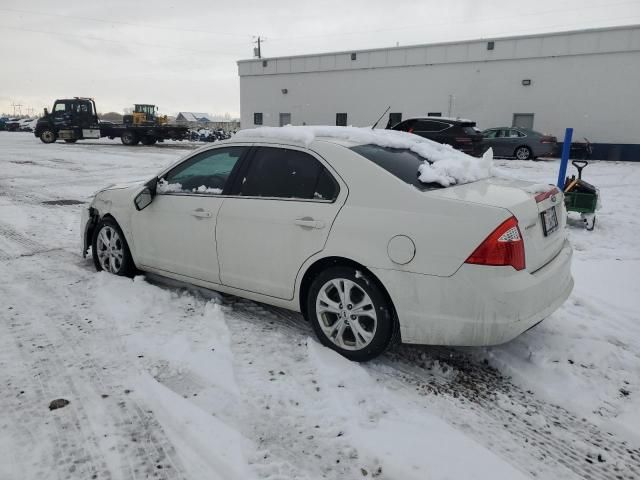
[
  {"left": 53, "top": 102, "right": 68, "bottom": 113},
  {"left": 75, "top": 102, "right": 92, "bottom": 114},
  {"left": 391, "top": 119, "right": 416, "bottom": 132},
  {"left": 254, "top": 112, "right": 263, "bottom": 125},
  {"left": 159, "top": 147, "right": 245, "bottom": 194},
  {"left": 240, "top": 147, "right": 338, "bottom": 200}
]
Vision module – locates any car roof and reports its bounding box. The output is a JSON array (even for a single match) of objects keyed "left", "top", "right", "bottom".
[
  {"left": 222, "top": 135, "right": 364, "bottom": 149},
  {"left": 406, "top": 116, "right": 475, "bottom": 124}
]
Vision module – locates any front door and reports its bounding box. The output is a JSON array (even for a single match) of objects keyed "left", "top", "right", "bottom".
[
  {"left": 216, "top": 145, "right": 345, "bottom": 299},
  {"left": 131, "top": 146, "right": 247, "bottom": 283}
]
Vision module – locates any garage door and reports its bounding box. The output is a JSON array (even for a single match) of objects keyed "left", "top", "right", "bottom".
[{"left": 513, "top": 113, "right": 534, "bottom": 130}]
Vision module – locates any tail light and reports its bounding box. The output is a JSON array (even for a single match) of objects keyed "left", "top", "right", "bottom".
[
  {"left": 455, "top": 137, "right": 472, "bottom": 143},
  {"left": 465, "top": 216, "right": 526, "bottom": 271},
  {"left": 540, "top": 136, "right": 556, "bottom": 144}
]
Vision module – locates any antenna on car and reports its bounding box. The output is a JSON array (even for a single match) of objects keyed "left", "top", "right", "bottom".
[{"left": 371, "top": 106, "right": 391, "bottom": 130}]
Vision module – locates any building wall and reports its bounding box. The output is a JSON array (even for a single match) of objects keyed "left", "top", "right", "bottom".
[{"left": 238, "top": 26, "right": 640, "bottom": 156}]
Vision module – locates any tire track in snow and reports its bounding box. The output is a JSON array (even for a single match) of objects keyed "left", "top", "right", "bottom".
[
  {"left": 222, "top": 299, "right": 379, "bottom": 480},
  {"left": 0, "top": 254, "right": 188, "bottom": 479},
  {"left": 0, "top": 220, "right": 52, "bottom": 260},
  {"left": 223, "top": 299, "right": 640, "bottom": 480}
]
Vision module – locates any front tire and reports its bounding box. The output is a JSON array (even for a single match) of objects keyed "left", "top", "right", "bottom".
[
  {"left": 514, "top": 145, "right": 532, "bottom": 160},
  {"left": 40, "top": 129, "right": 57, "bottom": 144},
  {"left": 91, "top": 217, "right": 136, "bottom": 276},
  {"left": 306, "top": 266, "right": 394, "bottom": 361}
]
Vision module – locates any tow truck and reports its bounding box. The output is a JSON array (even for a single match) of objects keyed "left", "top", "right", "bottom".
[{"left": 34, "top": 98, "right": 190, "bottom": 145}]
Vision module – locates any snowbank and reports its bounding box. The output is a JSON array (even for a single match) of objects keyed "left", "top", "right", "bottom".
[{"left": 235, "top": 126, "right": 493, "bottom": 187}]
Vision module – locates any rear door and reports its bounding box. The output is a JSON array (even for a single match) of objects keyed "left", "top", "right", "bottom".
[
  {"left": 412, "top": 120, "right": 451, "bottom": 144},
  {"left": 216, "top": 145, "right": 346, "bottom": 299}
]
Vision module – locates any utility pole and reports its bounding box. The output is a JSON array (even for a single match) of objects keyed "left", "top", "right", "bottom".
[
  {"left": 11, "top": 102, "right": 23, "bottom": 117},
  {"left": 253, "top": 36, "right": 265, "bottom": 58}
]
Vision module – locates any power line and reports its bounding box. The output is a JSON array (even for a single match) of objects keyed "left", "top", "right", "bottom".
[
  {"left": 0, "top": 24, "right": 244, "bottom": 56},
  {"left": 267, "top": 0, "right": 639, "bottom": 42},
  {"left": 0, "top": 6, "right": 253, "bottom": 39}
]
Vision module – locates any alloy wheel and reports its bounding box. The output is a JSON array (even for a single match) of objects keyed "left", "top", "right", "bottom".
[
  {"left": 315, "top": 278, "right": 378, "bottom": 351},
  {"left": 95, "top": 226, "right": 125, "bottom": 273},
  {"left": 515, "top": 146, "right": 531, "bottom": 160}
]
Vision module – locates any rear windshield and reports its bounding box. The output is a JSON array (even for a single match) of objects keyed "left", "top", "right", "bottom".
[{"left": 350, "top": 144, "right": 441, "bottom": 191}]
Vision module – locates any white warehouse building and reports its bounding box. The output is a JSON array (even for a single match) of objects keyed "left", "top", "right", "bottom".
[{"left": 238, "top": 25, "right": 640, "bottom": 161}]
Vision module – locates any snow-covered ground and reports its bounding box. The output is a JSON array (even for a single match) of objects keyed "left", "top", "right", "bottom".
[{"left": 0, "top": 132, "right": 639, "bottom": 479}]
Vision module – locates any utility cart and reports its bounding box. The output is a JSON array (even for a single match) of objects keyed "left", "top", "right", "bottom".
[{"left": 563, "top": 160, "right": 599, "bottom": 230}]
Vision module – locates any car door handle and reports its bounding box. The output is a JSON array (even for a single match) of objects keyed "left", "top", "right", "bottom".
[
  {"left": 294, "top": 217, "right": 325, "bottom": 229},
  {"left": 191, "top": 209, "right": 212, "bottom": 218}
]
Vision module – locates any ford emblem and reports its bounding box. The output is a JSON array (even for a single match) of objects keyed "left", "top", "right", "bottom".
[{"left": 550, "top": 195, "right": 557, "bottom": 203}]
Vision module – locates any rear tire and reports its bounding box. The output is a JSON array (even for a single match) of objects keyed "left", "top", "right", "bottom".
[
  {"left": 514, "top": 146, "right": 532, "bottom": 160},
  {"left": 306, "top": 266, "right": 394, "bottom": 362},
  {"left": 39, "top": 129, "right": 57, "bottom": 144},
  {"left": 121, "top": 131, "right": 139, "bottom": 146},
  {"left": 91, "top": 217, "right": 136, "bottom": 277},
  {"left": 140, "top": 136, "right": 157, "bottom": 145}
]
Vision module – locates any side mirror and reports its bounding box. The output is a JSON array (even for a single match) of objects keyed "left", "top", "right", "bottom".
[
  {"left": 134, "top": 187, "right": 153, "bottom": 211},
  {"left": 44, "top": 108, "right": 49, "bottom": 116}
]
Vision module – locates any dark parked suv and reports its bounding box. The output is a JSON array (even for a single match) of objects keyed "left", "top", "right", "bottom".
[{"left": 389, "top": 117, "right": 483, "bottom": 156}]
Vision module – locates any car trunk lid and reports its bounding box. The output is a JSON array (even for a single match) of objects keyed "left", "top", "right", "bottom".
[{"left": 427, "top": 177, "right": 567, "bottom": 273}]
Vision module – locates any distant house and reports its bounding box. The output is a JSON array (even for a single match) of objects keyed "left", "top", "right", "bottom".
[
  {"left": 176, "top": 112, "right": 214, "bottom": 124},
  {"left": 100, "top": 112, "right": 123, "bottom": 122}
]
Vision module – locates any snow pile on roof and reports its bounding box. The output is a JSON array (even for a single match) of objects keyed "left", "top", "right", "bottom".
[
  {"left": 235, "top": 126, "right": 493, "bottom": 187},
  {"left": 177, "top": 112, "right": 214, "bottom": 122}
]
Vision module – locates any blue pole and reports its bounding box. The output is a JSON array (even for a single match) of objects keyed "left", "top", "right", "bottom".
[{"left": 557, "top": 128, "right": 573, "bottom": 189}]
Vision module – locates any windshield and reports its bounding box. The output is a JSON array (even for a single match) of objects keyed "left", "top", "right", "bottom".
[{"left": 350, "top": 144, "right": 441, "bottom": 191}]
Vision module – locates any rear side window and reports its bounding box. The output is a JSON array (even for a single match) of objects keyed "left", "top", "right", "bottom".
[
  {"left": 241, "top": 147, "right": 339, "bottom": 200},
  {"left": 415, "top": 120, "right": 449, "bottom": 132},
  {"left": 350, "top": 144, "right": 439, "bottom": 191}
]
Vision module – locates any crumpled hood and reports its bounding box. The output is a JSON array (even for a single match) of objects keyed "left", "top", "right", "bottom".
[{"left": 96, "top": 179, "right": 146, "bottom": 194}]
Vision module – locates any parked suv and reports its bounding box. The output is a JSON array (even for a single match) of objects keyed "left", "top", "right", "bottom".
[
  {"left": 481, "top": 127, "right": 557, "bottom": 160},
  {"left": 389, "top": 117, "right": 483, "bottom": 156}
]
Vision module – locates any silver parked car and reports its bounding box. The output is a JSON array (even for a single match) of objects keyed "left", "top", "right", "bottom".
[{"left": 481, "top": 127, "right": 557, "bottom": 160}]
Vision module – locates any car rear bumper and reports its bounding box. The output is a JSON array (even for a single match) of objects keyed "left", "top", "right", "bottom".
[
  {"left": 372, "top": 239, "right": 573, "bottom": 346},
  {"left": 533, "top": 144, "right": 558, "bottom": 157}
]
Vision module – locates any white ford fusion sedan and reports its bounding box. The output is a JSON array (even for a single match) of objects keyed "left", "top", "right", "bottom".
[{"left": 81, "top": 126, "right": 573, "bottom": 361}]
